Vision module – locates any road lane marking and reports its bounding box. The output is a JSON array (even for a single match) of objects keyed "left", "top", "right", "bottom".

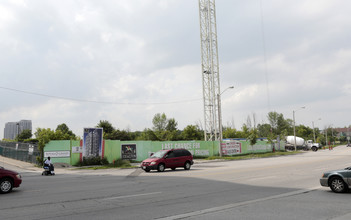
[
  {"left": 156, "top": 186, "right": 321, "bottom": 220},
  {"left": 101, "top": 192, "right": 162, "bottom": 201}
]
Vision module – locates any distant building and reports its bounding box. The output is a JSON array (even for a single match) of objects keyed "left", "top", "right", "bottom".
[
  {"left": 4, "top": 120, "right": 32, "bottom": 140},
  {"left": 335, "top": 127, "right": 351, "bottom": 138}
]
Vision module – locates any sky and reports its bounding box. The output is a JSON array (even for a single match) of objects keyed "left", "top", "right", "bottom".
[{"left": 1, "top": 0, "right": 351, "bottom": 139}]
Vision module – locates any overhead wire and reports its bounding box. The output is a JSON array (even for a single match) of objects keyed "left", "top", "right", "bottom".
[
  {"left": 260, "top": 0, "right": 271, "bottom": 112},
  {"left": 0, "top": 86, "right": 202, "bottom": 105}
]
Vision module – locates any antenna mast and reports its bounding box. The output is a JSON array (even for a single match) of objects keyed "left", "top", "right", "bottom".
[{"left": 198, "top": 0, "right": 221, "bottom": 141}]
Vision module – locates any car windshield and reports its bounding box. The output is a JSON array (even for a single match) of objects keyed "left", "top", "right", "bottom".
[{"left": 150, "top": 150, "right": 167, "bottom": 158}]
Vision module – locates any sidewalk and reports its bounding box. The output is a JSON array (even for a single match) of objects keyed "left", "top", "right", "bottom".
[
  {"left": 0, "top": 155, "right": 41, "bottom": 171},
  {"left": 0, "top": 155, "right": 219, "bottom": 174}
]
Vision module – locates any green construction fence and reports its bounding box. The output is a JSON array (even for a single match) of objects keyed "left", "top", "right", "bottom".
[{"left": 43, "top": 139, "right": 283, "bottom": 166}]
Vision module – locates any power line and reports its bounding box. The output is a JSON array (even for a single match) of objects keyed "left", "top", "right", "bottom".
[
  {"left": 260, "top": 0, "right": 271, "bottom": 112},
  {"left": 0, "top": 86, "right": 201, "bottom": 105}
]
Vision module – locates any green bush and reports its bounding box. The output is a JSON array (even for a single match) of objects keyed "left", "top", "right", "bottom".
[{"left": 76, "top": 156, "right": 109, "bottom": 166}]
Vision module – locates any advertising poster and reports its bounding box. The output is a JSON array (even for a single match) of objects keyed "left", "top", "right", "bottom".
[
  {"left": 83, "top": 128, "right": 103, "bottom": 157},
  {"left": 221, "top": 140, "right": 242, "bottom": 155},
  {"left": 121, "top": 144, "right": 137, "bottom": 160}
]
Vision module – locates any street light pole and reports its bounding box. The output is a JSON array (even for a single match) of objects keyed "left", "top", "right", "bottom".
[
  {"left": 218, "top": 86, "right": 234, "bottom": 157},
  {"left": 293, "top": 106, "right": 305, "bottom": 151},
  {"left": 312, "top": 118, "right": 321, "bottom": 143},
  {"left": 331, "top": 125, "right": 334, "bottom": 145}
]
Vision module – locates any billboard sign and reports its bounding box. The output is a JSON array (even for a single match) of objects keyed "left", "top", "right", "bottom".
[
  {"left": 83, "top": 128, "right": 103, "bottom": 157},
  {"left": 121, "top": 144, "right": 137, "bottom": 160},
  {"left": 221, "top": 140, "right": 242, "bottom": 155}
]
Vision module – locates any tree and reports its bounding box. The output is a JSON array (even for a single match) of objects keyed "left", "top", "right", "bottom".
[
  {"left": 16, "top": 129, "right": 32, "bottom": 142},
  {"left": 137, "top": 129, "right": 160, "bottom": 141},
  {"left": 181, "top": 125, "right": 203, "bottom": 140},
  {"left": 241, "top": 124, "right": 250, "bottom": 138},
  {"left": 96, "top": 120, "right": 115, "bottom": 138},
  {"left": 56, "top": 123, "right": 70, "bottom": 134},
  {"left": 223, "top": 127, "right": 237, "bottom": 139},
  {"left": 267, "top": 111, "right": 292, "bottom": 136},
  {"left": 56, "top": 123, "right": 76, "bottom": 138},
  {"left": 152, "top": 113, "right": 167, "bottom": 132},
  {"left": 247, "top": 128, "right": 258, "bottom": 146},
  {"left": 35, "top": 128, "right": 57, "bottom": 165},
  {"left": 107, "top": 129, "right": 133, "bottom": 141},
  {"left": 296, "top": 125, "right": 313, "bottom": 139},
  {"left": 268, "top": 111, "right": 279, "bottom": 132},
  {"left": 257, "top": 123, "right": 271, "bottom": 137},
  {"left": 166, "top": 118, "right": 178, "bottom": 131},
  {"left": 35, "top": 126, "right": 79, "bottom": 165},
  {"left": 162, "top": 130, "right": 180, "bottom": 141}
]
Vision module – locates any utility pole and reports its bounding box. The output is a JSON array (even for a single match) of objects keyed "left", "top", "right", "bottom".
[
  {"left": 293, "top": 107, "right": 305, "bottom": 151},
  {"left": 312, "top": 118, "right": 321, "bottom": 143},
  {"left": 217, "top": 86, "right": 234, "bottom": 156}
]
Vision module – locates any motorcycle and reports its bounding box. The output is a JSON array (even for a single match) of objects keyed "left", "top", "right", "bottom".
[{"left": 42, "top": 164, "right": 55, "bottom": 176}]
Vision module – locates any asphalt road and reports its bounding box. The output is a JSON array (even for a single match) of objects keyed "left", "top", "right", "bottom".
[{"left": 1, "top": 146, "right": 351, "bottom": 220}]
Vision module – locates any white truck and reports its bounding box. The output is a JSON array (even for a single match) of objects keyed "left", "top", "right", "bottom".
[{"left": 285, "top": 136, "right": 320, "bottom": 151}]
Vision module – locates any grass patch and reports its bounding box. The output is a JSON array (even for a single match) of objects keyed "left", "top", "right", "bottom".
[{"left": 203, "top": 151, "right": 303, "bottom": 161}]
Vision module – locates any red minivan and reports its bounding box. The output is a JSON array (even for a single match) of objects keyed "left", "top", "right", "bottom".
[
  {"left": 141, "top": 149, "right": 194, "bottom": 172},
  {"left": 0, "top": 166, "right": 22, "bottom": 194}
]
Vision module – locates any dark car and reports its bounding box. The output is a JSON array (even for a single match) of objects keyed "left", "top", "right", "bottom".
[
  {"left": 0, "top": 166, "right": 22, "bottom": 194},
  {"left": 320, "top": 166, "right": 351, "bottom": 193},
  {"left": 141, "top": 149, "right": 194, "bottom": 172}
]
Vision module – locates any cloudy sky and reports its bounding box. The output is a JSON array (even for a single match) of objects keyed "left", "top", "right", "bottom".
[{"left": 1, "top": 0, "right": 351, "bottom": 139}]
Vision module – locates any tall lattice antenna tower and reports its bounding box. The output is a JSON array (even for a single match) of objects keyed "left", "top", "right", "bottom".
[{"left": 198, "top": 0, "right": 221, "bottom": 141}]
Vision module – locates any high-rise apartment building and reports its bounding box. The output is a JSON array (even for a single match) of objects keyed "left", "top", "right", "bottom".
[{"left": 4, "top": 120, "right": 32, "bottom": 140}]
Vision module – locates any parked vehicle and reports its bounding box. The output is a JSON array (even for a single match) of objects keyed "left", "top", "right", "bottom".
[
  {"left": 0, "top": 166, "right": 22, "bottom": 194},
  {"left": 320, "top": 166, "right": 351, "bottom": 193},
  {"left": 306, "top": 140, "right": 320, "bottom": 151},
  {"left": 285, "top": 136, "right": 320, "bottom": 151},
  {"left": 141, "top": 149, "right": 194, "bottom": 172}
]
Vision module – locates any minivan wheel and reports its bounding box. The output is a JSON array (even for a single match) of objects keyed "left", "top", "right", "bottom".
[
  {"left": 330, "top": 177, "right": 347, "bottom": 193},
  {"left": 0, "top": 178, "right": 13, "bottom": 194},
  {"left": 157, "top": 164, "right": 165, "bottom": 172},
  {"left": 184, "top": 161, "right": 191, "bottom": 170}
]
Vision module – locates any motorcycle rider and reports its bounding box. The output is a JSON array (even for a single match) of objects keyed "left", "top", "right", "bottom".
[{"left": 44, "top": 157, "right": 55, "bottom": 174}]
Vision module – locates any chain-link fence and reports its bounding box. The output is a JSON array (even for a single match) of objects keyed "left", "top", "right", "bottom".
[{"left": 0, "top": 141, "right": 40, "bottom": 164}]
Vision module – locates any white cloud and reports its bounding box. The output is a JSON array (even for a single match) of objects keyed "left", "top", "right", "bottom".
[{"left": 1, "top": 0, "right": 351, "bottom": 139}]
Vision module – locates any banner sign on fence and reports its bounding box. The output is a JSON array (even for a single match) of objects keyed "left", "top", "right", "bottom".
[
  {"left": 160, "top": 141, "right": 210, "bottom": 156},
  {"left": 72, "top": 146, "right": 83, "bottom": 153},
  {"left": 121, "top": 144, "right": 137, "bottom": 160},
  {"left": 44, "top": 151, "right": 70, "bottom": 158},
  {"left": 83, "top": 128, "right": 103, "bottom": 158},
  {"left": 247, "top": 144, "right": 271, "bottom": 152},
  {"left": 221, "top": 140, "right": 242, "bottom": 155}
]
